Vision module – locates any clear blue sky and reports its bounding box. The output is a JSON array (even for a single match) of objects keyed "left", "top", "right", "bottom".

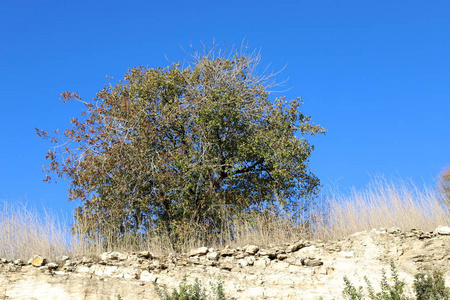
[{"left": 1, "top": 0, "right": 449, "bottom": 215}]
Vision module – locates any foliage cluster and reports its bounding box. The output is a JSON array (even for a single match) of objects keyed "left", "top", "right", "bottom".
[
  {"left": 413, "top": 270, "right": 449, "bottom": 300},
  {"left": 153, "top": 276, "right": 225, "bottom": 300},
  {"left": 37, "top": 47, "right": 325, "bottom": 249},
  {"left": 343, "top": 261, "right": 449, "bottom": 300}
]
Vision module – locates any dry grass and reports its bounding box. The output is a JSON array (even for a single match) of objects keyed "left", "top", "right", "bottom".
[
  {"left": 1, "top": 177, "right": 449, "bottom": 261},
  {"left": 315, "top": 177, "right": 450, "bottom": 240},
  {"left": 0, "top": 201, "right": 74, "bottom": 261},
  {"left": 71, "top": 203, "right": 311, "bottom": 257}
]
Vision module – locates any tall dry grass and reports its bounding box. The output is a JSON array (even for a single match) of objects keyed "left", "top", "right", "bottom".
[
  {"left": 71, "top": 203, "right": 311, "bottom": 256},
  {"left": 0, "top": 201, "right": 74, "bottom": 261},
  {"left": 2, "top": 177, "right": 449, "bottom": 261},
  {"left": 314, "top": 177, "right": 450, "bottom": 240}
]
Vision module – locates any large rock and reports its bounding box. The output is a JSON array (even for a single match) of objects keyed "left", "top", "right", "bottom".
[
  {"left": 30, "top": 255, "right": 47, "bottom": 267},
  {"left": 436, "top": 225, "right": 450, "bottom": 235},
  {"left": 244, "top": 245, "right": 259, "bottom": 255}
]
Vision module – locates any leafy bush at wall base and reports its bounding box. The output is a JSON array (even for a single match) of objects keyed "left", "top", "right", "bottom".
[
  {"left": 153, "top": 276, "right": 225, "bottom": 300},
  {"left": 342, "top": 261, "right": 449, "bottom": 300},
  {"left": 343, "top": 261, "right": 407, "bottom": 300},
  {"left": 413, "top": 270, "right": 450, "bottom": 300}
]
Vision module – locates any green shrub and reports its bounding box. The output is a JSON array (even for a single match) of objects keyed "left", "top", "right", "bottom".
[
  {"left": 153, "top": 276, "right": 225, "bottom": 300},
  {"left": 342, "top": 275, "right": 364, "bottom": 300},
  {"left": 413, "top": 270, "right": 449, "bottom": 300},
  {"left": 343, "top": 261, "right": 409, "bottom": 300},
  {"left": 343, "top": 261, "right": 450, "bottom": 300}
]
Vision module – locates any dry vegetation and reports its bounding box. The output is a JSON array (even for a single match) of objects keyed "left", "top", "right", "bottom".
[
  {"left": 314, "top": 177, "right": 450, "bottom": 240},
  {"left": 0, "top": 201, "right": 73, "bottom": 261},
  {"left": 1, "top": 177, "right": 450, "bottom": 261}
]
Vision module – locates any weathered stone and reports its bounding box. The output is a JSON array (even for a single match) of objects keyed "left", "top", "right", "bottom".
[
  {"left": 276, "top": 253, "right": 287, "bottom": 260},
  {"left": 286, "top": 241, "right": 305, "bottom": 253},
  {"left": 100, "top": 252, "right": 127, "bottom": 261},
  {"left": 258, "top": 249, "right": 277, "bottom": 259},
  {"left": 388, "top": 226, "right": 401, "bottom": 234},
  {"left": 245, "top": 245, "right": 259, "bottom": 255},
  {"left": 435, "top": 225, "right": 450, "bottom": 235},
  {"left": 31, "top": 256, "right": 47, "bottom": 267},
  {"left": 219, "top": 246, "right": 234, "bottom": 256},
  {"left": 206, "top": 251, "right": 219, "bottom": 261},
  {"left": 302, "top": 258, "right": 323, "bottom": 267},
  {"left": 253, "top": 258, "right": 269, "bottom": 269},
  {"left": 245, "top": 256, "right": 255, "bottom": 266},
  {"left": 238, "top": 258, "right": 248, "bottom": 267},
  {"left": 189, "top": 246, "right": 208, "bottom": 256}
]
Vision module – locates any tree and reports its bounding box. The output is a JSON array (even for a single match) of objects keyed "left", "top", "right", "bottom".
[{"left": 37, "top": 47, "right": 325, "bottom": 248}]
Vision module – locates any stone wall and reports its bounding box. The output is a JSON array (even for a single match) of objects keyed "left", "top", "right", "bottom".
[{"left": 1, "top": 226, "right": 450, "bottom": 299}]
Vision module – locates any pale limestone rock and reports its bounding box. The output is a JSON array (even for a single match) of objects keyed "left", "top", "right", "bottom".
[
  {"left": 276, "top": 253, "right": 287, "bottom": 260},
  {"left": 245, "top": 245, "right": 259, "bottom": 255},
  {"left": 190, "top": 246, "right": 208, "bottom": 257},
  {"left": 436, "top": 225, "right": 450, "bottom": 235},
  {"left": 258, "top": 249, "right": 277, "bottom": 259},
  {"left": 100, "top": 251, "right": 127, "bottom": 261},
  {"left": 388, "top": 226, "right": 401, "bottom": 234},
  {"left": 238, "top": 258, "right": 248, "bottom": 267},
  {"left": 220, "top": 246, "right": 234, "bottom": 257},
  {"left": 76, "top": 266, "right": 92, "bottom": 274},
  {"left": 286, "top": 241, "right": 305, "bottom": 253},
  {"left": 253, "top": 258, "right": 269, "bottom": 268},
  {"left": 206, "top": 251, "right": 219, "bottom": 261},
  {"left": 245, "top": 256, "right": 255, "bottom": 266}
]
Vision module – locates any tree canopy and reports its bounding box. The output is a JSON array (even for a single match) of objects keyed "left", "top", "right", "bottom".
[{"left": 37, "top": 49, "right": 325, "bottom": 248}]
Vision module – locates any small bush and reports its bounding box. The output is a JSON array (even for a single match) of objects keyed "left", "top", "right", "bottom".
[
  {"left": 343, "top": 261, "right": 409, "bottom": 300},
  {"left": 343, "top": 262, "right": 450, "bottom": 300},
  {"left": 413, "top": 270, "right": 449, "bottom": 300},
  {"left": 153, "top": 276, "right": 225, "bottom": 300},
  {"left": 342, "top": 276, "right": 364, "bottom": 300}
]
